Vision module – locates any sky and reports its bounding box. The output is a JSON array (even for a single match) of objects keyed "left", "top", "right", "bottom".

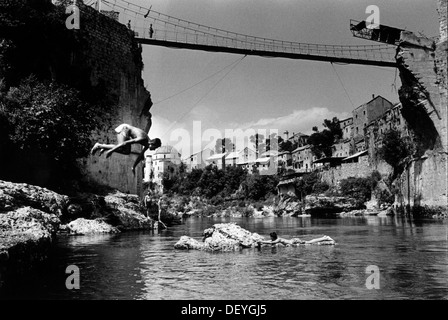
[{"left": 102, "top": 0, "right": 440, "bottom": 158}]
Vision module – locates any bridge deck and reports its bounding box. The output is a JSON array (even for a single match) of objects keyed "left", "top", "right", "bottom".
[
  {"left": 136, "top": 38, "right": 397, "bottom": 68},
  {"left": 99, "top": 0, "right": 398, "bottom": 68}
]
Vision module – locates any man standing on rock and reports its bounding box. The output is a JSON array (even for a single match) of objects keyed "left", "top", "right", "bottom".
[{"left": 90, "top": 124, "right": 161, "bottom": 175}]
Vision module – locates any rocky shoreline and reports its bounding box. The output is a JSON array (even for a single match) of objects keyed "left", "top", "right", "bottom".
[
  {"left": 154, "top": 193, "right": 398, "bottom": 219},
  {"left": 0, "top": 180, "right": 158, "bottom": 289}
]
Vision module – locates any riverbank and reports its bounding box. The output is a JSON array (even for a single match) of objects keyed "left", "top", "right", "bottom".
[
  {"left": 0, "top": 179, "right": 158, "bottom": 289},
  {"left": 153, "top": 192, "right": 396, "bottom": 220}
]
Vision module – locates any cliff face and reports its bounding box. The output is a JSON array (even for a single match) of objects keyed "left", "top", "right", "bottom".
[
  {"left": 394, "top": 0, "right": 447, "bottom": 216},
  {"left": 72, "top": 3, "right": 152, "bottom": 195},
  {"left": 1, "top": 0, "right": 152, "bottom": 194}
]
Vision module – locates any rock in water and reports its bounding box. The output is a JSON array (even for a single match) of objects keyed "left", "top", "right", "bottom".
[
  {"left": 174, "top": 223, "right": 263, "bottom": 251},
  {"left": 64, "top": 218, "right": 120, "bottom": 235},
  {"left": 104, "top": 192, "right": 157, "bottom": 231},
  {"left": 174, "top": 223, "right": 335, "bottom": 251}
]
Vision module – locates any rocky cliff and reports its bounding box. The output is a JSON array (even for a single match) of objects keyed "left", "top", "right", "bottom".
[
  {"left": 393, "top": 0, "right": 447, "bottom": 217},
  {"left": 0, "top": 0, "right": 153, "bottom": 195}
]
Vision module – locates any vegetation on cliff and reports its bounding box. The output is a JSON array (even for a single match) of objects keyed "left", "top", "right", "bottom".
[
  {"left": 0, "top": 76, "right": 110, "bottom": 189},
  {"left": 0, "top": 0, "right": 118, "bottom": 190},
  {"left": 378, "top": 129, "right": 415, "bottom": 177}
]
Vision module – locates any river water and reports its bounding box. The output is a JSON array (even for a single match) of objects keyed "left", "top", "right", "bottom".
[{"left": 2, "top": 216, "right": 448, "bottom": 300}]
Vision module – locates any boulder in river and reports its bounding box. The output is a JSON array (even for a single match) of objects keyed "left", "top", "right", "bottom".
[
  {"left": 304, "top": 195, "right": 363, "bottom": 216},
  {"left": 174, "top": 223, "right": 336, "bottom": 251},
  {"left": 63, "top": 218, "right": 120, "bottom": 235}
]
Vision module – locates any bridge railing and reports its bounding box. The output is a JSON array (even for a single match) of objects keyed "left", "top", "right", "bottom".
[
  {"left": 99, "top": 0, "right": 396, "bottom": 64},
  {"left": 133, "top": 26, "right": 396, "bottom": 62}
]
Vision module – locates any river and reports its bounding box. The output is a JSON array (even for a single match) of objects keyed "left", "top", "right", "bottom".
[{"left": 1, "top": 216, "right": 447, "bottom": 300}]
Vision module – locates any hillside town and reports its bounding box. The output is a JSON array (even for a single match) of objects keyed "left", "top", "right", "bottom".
[{"left": 143, "top": 95, "right": 407, "bottom": 196}]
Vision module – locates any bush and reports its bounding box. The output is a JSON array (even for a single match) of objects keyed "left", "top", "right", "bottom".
[
  {"left": 376, "top": 189, "right": 395, "bottom": 206},
  {"left": 241, "top": 173, "right": 279, "bottom": 201},
  {"left": 313, "top": 181, "right": 330, "bottom": 194},
  {"left": 339, "top": 176, "right": 375, "bottom": 205},
  {"left": 0, "top": 76, "right": 110, "bottom": 186},
  {"left": 211, "top": 195, "right": 224, "bottom": 206},
  {"left": 378, "top": 129, "right": 414, "bottom": 176},
  {"left": 241, "top": 206, "right": 254, "bottom": 217},
  {"left": 254, "top": 202, "right": 264, "bottom": 211}
]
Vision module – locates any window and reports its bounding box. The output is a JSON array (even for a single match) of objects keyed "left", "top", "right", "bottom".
[
  {"left": 356, "top": 127, "right": 359, "bottom": 134},
  {"left": 363, "top": 110, "right": 366, "bottom": 115}
]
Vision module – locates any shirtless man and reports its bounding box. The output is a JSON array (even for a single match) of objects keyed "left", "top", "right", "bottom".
[
  {"left": 90, "top": 123, "right": 161, "bottom": 175},
  {"left": 258, "top": 232, "right": 334, "bottom": 246}
]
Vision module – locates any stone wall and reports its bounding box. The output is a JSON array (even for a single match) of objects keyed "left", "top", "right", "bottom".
[
  {"left": 320, "top": 156, "right": 372, "bottom": 186},
  {"left": 72, "top": 3, "right": 152, "bottom": 195},
  {"left": 394, "top": 0, "right": 447, "bottom": 216}
]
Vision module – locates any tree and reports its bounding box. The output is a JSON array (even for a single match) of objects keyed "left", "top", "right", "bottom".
[
  {"left": 339, "top": 176, "right": 375, "bottom": 205},
  {"left": 241, "top": 173, "right": 278, "bottom": 200},
  {"left": 215, "top": 137, "right": 234, "bottom": 154},
  {"left": 279, "top": 140, "right": 298, "bottom": 152},
  {"left": 307, "top": 117, "right": 341, "bottom": 158},
  {"left": 250, "top": 133, "right": 266, "bottom": 158},
  {"left": 323, "top": 117, "right": 343, "bottom": 142},
  {"left": 0, "top": 76, "right": 110, "bottom": 185},
  {"left": 308, "top": 129, "right": 334, "bottom": 158},
  {"left": 198, "top": 165, "right": 225, "bottom": 198},
  {"left": 378, "top": 129, "right": 414, "bottom": 176}
]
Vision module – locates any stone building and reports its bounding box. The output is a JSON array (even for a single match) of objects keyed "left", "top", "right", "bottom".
[
  {"left": 286, "top": 132, "right": 309, "bottom": 147},
  {"left": 205, "top": 152, "right": 228, "bottom": 170},
  {"left": 183, "top": 148, "right": 214, "bottom": 172},
  {"left": 291, "top": 145, "right": 318, "bottom": 172},
  {"left": 226, "top": 147, "right": 257, "bottom": 167},
  {"left": 332, "top": 139, "right": 352, "bottom": 158},
  {"left": 352, "top": 95, "right": 394, "bottom": 139},
  {"left": 365, "top": 102, "right": 409, "bottom": 154},
  {"left": 150, "top": 146, "right": 181, "bottom": 192},
  {"left": 339, "top": 117, "right": 353, "bottom": 140}
]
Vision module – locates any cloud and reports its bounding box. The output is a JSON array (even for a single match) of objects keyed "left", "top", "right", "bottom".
[
  {"left": 231, "top": 107, "right": 351, "bottom": 136},
  {"left": 151, "top": 107, "right": 351, "bottom": 158}
]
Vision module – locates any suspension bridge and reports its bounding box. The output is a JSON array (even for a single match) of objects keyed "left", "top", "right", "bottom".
[{"left": 87, "top": 0, "right": 398, "bottom": 68}]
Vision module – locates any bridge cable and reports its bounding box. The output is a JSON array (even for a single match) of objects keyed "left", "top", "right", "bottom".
[
  {"left": 153, "top": 56, "right": 248, "bottom": 106},
  {"left": 330, "top": 62, "right": 355, "bottom": 109},
  {"left": 158, "top": 55, "right": 247, "bottom": 139}
]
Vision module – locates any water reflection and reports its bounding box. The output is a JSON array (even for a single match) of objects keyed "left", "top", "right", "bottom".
[{"left": 1, "top": 216, "right": 446, "bottom": 300}]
